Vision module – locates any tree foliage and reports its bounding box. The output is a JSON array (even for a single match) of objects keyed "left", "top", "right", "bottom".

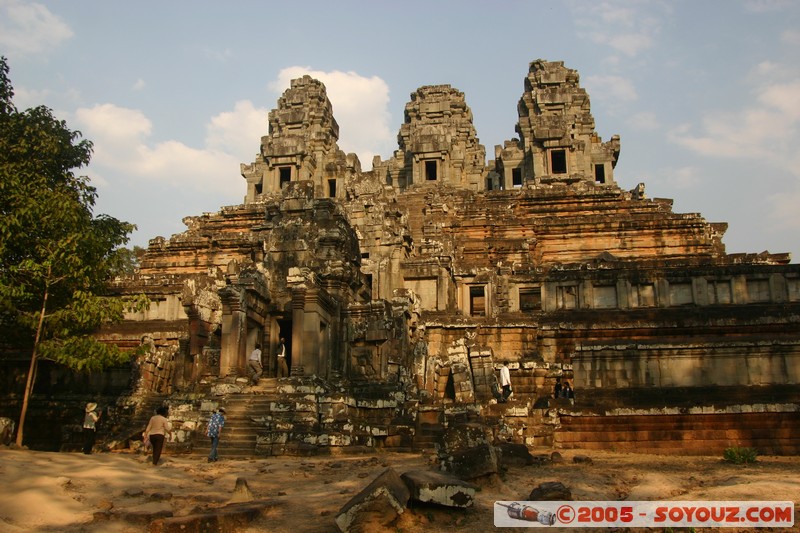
[{"left": 0, "top": 56, "right": 147, "bottom": 445}]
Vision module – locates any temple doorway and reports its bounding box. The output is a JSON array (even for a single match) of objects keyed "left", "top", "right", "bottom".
[{"left": 277, "top": 318, "right": 293, "bottom": 375}]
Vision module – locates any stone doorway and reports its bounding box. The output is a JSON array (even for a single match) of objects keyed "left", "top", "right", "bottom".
[{"left": 277, "top": 318, "right": 293, "bottom": 376}]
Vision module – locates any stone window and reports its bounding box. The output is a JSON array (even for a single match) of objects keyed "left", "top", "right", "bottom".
[
  {"left": 278, "top": 166, "right": 292, "bottom": 188},
  {"left": 594, "top": 163, "right": 606, "bottom": 184},
  {"left": 470, "top": 286, "right": 486, "bottom": 316},
  {"left": 632, "top": 284, "right": 655, "bottom": 307},
  {"left": 519, "top": 287, "right": 541, "bottom": 311},
  {"left": 551, "top": 149, "right": 567, "bottom": 174},
  {"left": 512, "top": 167, "right": 523, "bottom": 188},
  {"left": 669, "top": 282, "right": 693, "bottom": 306},
  {"left": 593, "top": 285, "right": 618, "bottom": 308},
  {"left": 789, "top": 278, "right": 800, "bottom": 302},
  {"left": 425, "top": 160, "right": 438, "bottom": 181},
  {"left": 556, "top": 285, "right": 577, "bottom": 309},
  {"left": 707, "top": 280, "right": 732, "bottom": 304},
  {"left": 328, "top": 179, "right": 337, "bottom": 198},
  {"left": 405, "top": 278, "right": 439, "bottom": 310},
  {"left": 747, "top": 279, "right": 770, "bottom": 302},
  {"left": 255, "top": 182, "right": 263, "bottom": 196}
]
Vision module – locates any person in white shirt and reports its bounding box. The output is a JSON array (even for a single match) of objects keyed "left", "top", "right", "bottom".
[
  {"left": 276, "top": 337, "right": 289, "bottom": 377},
  {"left": 499, "top": 362, "right": 512, "bottom": 403},
  {"left": 248, "top": 343, "right": 263, "bottom": 384}
]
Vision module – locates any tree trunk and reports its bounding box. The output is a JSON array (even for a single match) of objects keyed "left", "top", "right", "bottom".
[{"left": 16, "top": 282, "right": 49, "bottom": 447}]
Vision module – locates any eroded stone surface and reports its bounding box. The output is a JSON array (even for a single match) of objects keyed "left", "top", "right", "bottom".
[{"left": 401, "top": 469, "right": 477, "bottom": 508}]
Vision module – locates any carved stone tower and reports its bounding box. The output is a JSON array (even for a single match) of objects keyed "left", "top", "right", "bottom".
[
  {"left": 241, "top": 75, "right": 360, "bottom": 202},
  {"left": 496, "top": 59, "right": 621, "bottom": 188}
]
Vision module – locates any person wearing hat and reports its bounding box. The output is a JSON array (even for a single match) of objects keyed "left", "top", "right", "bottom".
[
  {"left": 82, "top": 402, "right": 101, "bottom": 454},
  {"left": 206, "top": 407, "right": 226, "bottom": 462}
]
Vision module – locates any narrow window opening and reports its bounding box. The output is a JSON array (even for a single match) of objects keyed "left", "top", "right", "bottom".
[
  {"left": 551, "top": 149, "right": 567, "bottom": 174},
  {"left": 279, "top": 166, "right": 291, "bottom": 188},
  {"left": 512, "top": 167, "right": 523, "bottom": 188},
  {"left": 594, "top": 164, "right": 606, "bottom": 183},
  {"left": 470, "top": 286, "right": 486, "bottom": 317},
  {"left": 255, "top": 182, "right": 263, "bottom": 195},
  {"left": 519, "top": 287, "right": 542, "bottom": 311},
  {"left": 328, "top": 179, "right": 336, "bottom": 198},
  {"left": 425, "top": 160, "right": 438, "bottom": 181}
]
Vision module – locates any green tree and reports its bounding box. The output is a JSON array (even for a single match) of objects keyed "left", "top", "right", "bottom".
[{"left": 0, "top": 56, "right": 146, "bottom": 446}]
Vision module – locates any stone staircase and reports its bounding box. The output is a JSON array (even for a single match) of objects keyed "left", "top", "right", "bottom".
[{"left": 191, "top": 378, "right": 278, "bottom": 459}]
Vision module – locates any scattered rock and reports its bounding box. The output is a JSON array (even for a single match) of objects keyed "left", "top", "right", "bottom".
[
  {"left": 441, "top": 443, "right": 498, "bottom": 480},
  {"left": 230, "top": 477, "right": 254, "bottom": 503},
  {"left": 149, "top": 500, "right": 278, "bottom": 533},
  {"left": 550, "top": 451, "right": 564, "bottom": 463},
  {"left": 495, "top": 442, "right": 535, "bottom": 467},
  {"left": 335, "top": 468, "right": 410, "bottom": 532},
  {"left": 401, "top": 469, "right": 478, "bottom": 508},
  {"left": 573, "top": 455, "right": 593, "bottom": 464},
  {"left": 528, "top": 481, "right": 572, "bottom": 501}
]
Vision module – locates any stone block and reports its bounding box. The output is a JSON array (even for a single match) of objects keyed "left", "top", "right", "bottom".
[
  {"left": 441, "top": 443, "right": 499, "bottom": 480},
  {"left": 495, "top": 442, "right": 536, "bottom": 467},
  {"left": 441, "top": 423, "right": 489, "bottom": 453},
  {"left": 401, "top": 469, "right": 478, "bottom": 508},
  {"left": 335, "top": 468, "right": 410, "bottom": 532}
]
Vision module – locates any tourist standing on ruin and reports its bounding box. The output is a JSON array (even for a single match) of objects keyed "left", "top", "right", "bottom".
[
  {"left": 276, "top": 337, "right": 289, "bottom": 377},
  {"left": 206, "top": 407, "right": 225, "bottom": 462},
  {"left": 82, "top": 402, "right": 101, "bottom": 454},
  {"left": 248, "top": 343, "right": 263, "bottom": 384},
  {"left": 143, "top": 406, "right": 172, "bottom": 466},
  {"left": 499, "top": 363, "right": 512, "bottom": 402}
]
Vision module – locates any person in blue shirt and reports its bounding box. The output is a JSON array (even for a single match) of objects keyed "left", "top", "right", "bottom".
[{"left": 206, "top": 407, "right": 226, "bottom": 462}]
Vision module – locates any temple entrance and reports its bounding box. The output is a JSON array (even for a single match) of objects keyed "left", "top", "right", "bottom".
[{"left": 277, "top": 318, "right": 293, "bottom": 375}]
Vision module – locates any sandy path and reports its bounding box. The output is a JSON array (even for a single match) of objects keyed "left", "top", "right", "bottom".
[{"left": 0, "top": 447, "right": 797, "bottom": 532}]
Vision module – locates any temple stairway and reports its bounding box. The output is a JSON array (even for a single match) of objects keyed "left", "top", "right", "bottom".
[{"left": 191, "top": 378, "right": 279, "bottom": 459}]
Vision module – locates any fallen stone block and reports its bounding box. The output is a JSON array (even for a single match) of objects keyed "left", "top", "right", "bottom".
[
  {"left": 401, "top": 469, "right": 477, "bottom": 508},
  {"left": 229, "top": 477, "right": 254, "bottom": 503},
  {"left": 335, "top": 467, "right": 410, "bottom": 532},
  {"left": 495, "top": 442, "right": 535, "bottom": 467},
  {"left": 528, "top": 481, "right": 572, "bottom": 501},
  {"left": 441, "top": 443, "right": 498, "bottom": 480},
  {"left": 148, "top": 500, "right": 278, "bottom": 533}
]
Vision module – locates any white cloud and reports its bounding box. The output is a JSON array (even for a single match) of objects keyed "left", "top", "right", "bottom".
[
  {"left": 132, "top": 79, "right": 146, "bottom": 91},
  {"left": 744, "top": 0, "right": 795, "bottom": 13},
  {"left": 0, "top": 0, "right": 72, "bottom": 56},
  {"left": 269, "top": 67, "right": 394, "bottom": 169},
  {"left": 569, "top": 0, "right": 665, "bottom": 58},
  {"left": 627, "top": 111, "right": 659, "bottom": 131},
  {"left": 73, "top": 103, "right": 242, "bottom": 195},
  {"left": 670, "top": 166, "right": 700, "bottom": 190},
  {"left": 667, "top": 71, "right": 800, "bottom": 175},
  {"left": 584, "top": 75, "right": 638, "bottom": 103},
  {"left": 782, "top": 29, "right": 800, "bottom": 45},
  {"left": 205, "top": 100, "right": 268, "bottom": 163},
  {"left": 767, "top": 187, "right": 800, "bottom": 231}
]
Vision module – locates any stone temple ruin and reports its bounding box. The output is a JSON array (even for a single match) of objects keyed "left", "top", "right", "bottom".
[{"left": 7, "top": 59, "right": 800, "bottom": 456}]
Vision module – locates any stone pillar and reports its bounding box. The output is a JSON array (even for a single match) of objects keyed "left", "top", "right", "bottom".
[
  {"left": 291, "top": 288, "right": 306, "bottom": 376},
  {"left": 220, "top": 289, "right": 246, "bottom": 377},
  {"left": 185, "top": 308, "right": 202, "bottom": 382}
]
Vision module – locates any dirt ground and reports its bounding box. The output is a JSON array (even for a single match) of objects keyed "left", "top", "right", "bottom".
[{"left": 0, "top": 446, "right": 797, "bottom": 532}]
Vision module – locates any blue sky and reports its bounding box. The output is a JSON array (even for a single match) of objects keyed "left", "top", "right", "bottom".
[{"left": 2, "top": 0, "right": 799, "bottom": 261}]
